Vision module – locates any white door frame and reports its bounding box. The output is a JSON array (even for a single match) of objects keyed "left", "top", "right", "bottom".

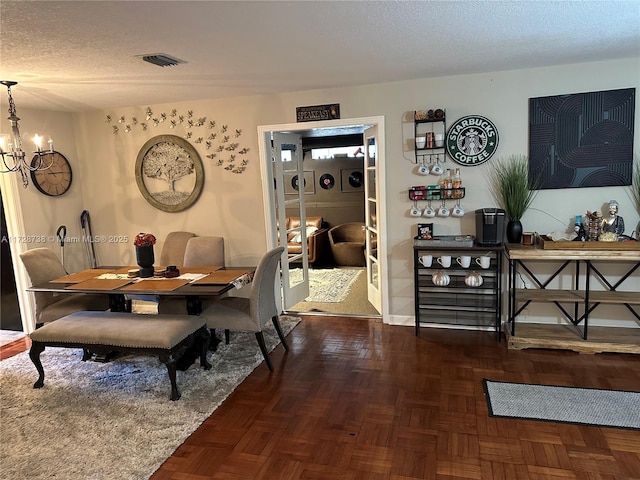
[{"left": 257, "top": 116, "right": 389, "bottom": 322}]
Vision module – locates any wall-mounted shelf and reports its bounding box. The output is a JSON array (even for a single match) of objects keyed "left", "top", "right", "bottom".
[
  {"left": 414, "top": 110, "right": 446, "bottom": 163},
  {"left": 409, "top": 187, "right": 465, "bottom": 201}
]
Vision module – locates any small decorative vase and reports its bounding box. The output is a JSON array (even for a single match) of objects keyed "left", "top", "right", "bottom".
[
  {"left": 136, "top": 245, "right": 155, "bottom": 278},
  {"left": 506, "top": 219, "right": 523, "bottom": 244}
]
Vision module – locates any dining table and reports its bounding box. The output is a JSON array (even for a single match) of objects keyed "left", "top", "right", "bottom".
[
  {"left": 27, "top": 265, "right": 255, "bottom": 364},
  {"left": 28, "top": 265, "right": 255, "bottom": 315}
]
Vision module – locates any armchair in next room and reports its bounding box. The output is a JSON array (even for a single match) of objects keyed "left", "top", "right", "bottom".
[{"left": 280, "top": 216, "right": 329, "bottom": 266}]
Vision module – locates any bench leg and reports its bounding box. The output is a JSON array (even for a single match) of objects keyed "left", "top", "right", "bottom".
[
  {"left": 159, "top": 354, "right": 181, "bottom": 401},
  {"left": 198, "top": 327, "right": 212, "bottom": 370},
  {"left": 29, "top": 342, "right": 46, "bottom": 389}
]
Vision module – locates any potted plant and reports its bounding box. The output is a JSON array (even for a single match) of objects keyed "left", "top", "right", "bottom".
[
  {"left": 632, "top": 157, "right": 640, "bottom": 239},
  {"left": 487, "top": 154, "right": 539, "bottom": 243}
]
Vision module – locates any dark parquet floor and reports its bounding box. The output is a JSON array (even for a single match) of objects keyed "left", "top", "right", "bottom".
[{"left": 3, "top": 316, "right": 640, "bottom": 479}]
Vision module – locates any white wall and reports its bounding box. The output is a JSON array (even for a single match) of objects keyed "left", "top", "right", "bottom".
[{"left": 5, "top": 57, "right": 639, "bottom": 326}]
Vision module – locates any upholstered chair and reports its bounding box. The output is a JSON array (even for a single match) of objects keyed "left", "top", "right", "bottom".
[
  {"left": 183, "top": 236, "right": 224, "bottom": 266},
  {"left": 19, "top": 248, "right": 109, "bottom": 325},
  {"left": 157, "top": 236, "right": 225, "bottom": 315},
  {"left": 200, "top": 246, "right": 289, "bottom": 371},
  {"left": 159, "top": 231, "right": 195, "bottom": 266},
  {"left": 328, "top": 222, "right": 366, "bottom": 266}
]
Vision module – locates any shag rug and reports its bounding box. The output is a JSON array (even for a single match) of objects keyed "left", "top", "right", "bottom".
[
  {"left": 290, "top": 268, "right": 362, "bottom": 303},
  {"left": 0, "top": 316, "right": 301, "bottom": 480},
  {"left": 483, "top": 379, "right": 640, "bottom": 430},
  {"left": 0, "top": 330, "right": 26, "bottom": 347}
]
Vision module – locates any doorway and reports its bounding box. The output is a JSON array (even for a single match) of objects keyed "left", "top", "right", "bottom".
[
  {"left": 1, "top": 190, "right": 22, "bottom": 331},
  {"left": 258, "top": 116, "right": 388, "bottom": 321}
]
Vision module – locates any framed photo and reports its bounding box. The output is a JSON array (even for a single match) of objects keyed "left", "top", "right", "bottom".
[
  {"left": 135, "top": 135, "right": 204, "bottom": 213},
  {"left": 284, "top": 171, "right": 316, "bottom": 195},
  {"left": 340, "top": 168, "right": 364, "bottom": 192},
  {"left": 417, "top": 223, "right": 433, "bottom": 240}
]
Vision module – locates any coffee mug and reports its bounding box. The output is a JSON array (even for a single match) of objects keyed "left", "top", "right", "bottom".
[
  {"left": 452, "top": 204, "right": 465, "bottom": 217},
  {"left": 410, "top": 205, "right": 422, "bottom": 217},
  {"left": 422, "top": 205, "right": 436, "bottom": 218},
  {"left": 416, "top": 136, "right": 426, "bottom": 149},
  {"left": 417, "top": 164, "right": 430, "bottom": 175},
  {"left": 456, "top": 255, "right": 471, "bottom": 268},
  {"left": 418, "top": 255, "right": 432, "bottom": 267},
  {"left": 438, "top": 205, "right": 450, "bottom": 217},
  {"left": 431, "top": 163, "right": 444, "bottom": 175},
  {"left": 437, "top": 255, "right": 451, "bottom": 268},
  {"left": 475, "top": 256, "right": 491, "bottom": 269},
  {"left": 435, "top": 133, "right": 445, "bottom": 148}
]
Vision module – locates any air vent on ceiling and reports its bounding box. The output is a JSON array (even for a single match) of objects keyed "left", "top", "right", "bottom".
[{"left": 137, "top": 53, "right": 186, "bottom": 67}]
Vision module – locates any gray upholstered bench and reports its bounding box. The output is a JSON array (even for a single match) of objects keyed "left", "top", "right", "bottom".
[{"left": 29, "top": 311, "right": 212, "bottom": 400}]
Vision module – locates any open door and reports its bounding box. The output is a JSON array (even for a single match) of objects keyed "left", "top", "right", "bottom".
[
  {"left": 258, "top": 116, "right": 387, "bottom": 321},
  {"left": 363, "top": 126, "right": 382, "bottom": 312},
  {"left": 271, "top": 132, "right": 310, "bottom": 308}
]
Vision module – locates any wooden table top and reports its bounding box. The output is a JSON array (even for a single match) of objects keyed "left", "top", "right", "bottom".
[{"left": 28, "top": 266, "right": 254, "bottom": 297}]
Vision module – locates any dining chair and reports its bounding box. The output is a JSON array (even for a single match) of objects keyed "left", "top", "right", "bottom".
[
  {"left": 159, "top": 231, "right": 195, "bottom": 266},
  {"left": 183, "top": 236, "right": 224, "bottom": 266},
  {"left": 19, "top": 247, "right": 110, "bottom": 326},
  {"left": 200, "top": 246, "right": 289, "bottom": 371},
  {"left": 157, "top": 236, "right": 226, "bottom": 316}
]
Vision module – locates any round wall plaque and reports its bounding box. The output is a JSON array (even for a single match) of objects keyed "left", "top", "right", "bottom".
[
  {"left": 445, "top": 115, "right": 499, "bottom": 166},
  {"left": 135, "top": 135, "right": 204, "bottom": 213}
]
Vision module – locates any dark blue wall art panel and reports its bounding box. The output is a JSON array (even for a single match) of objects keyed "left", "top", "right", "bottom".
[{"left": 529, "top": 88, "right": 635, "bottom": 190}]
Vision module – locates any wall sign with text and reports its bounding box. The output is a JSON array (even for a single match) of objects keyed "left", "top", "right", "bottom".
[
  {"left": 446, "top": 115, "right": 499, "bottom": 166},
  {"left": 296, "top": 104, "right": 340, "bottom": 122}
]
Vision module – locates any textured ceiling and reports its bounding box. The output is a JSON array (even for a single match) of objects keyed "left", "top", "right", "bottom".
[{"left": 1, "top": 0, "right": 639, "bottom": 112}]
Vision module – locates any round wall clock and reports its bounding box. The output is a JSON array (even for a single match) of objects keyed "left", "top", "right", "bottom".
[
  {"left": 446, "top": 115, "right": 499, "bottom": 166},
  {"left": 30, "top": 151, "right": 73, "bottom": 196}
]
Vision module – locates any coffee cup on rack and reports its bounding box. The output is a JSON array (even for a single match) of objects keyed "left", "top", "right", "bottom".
[
  {"left": 475, "top": 256, "right": 491, "bottom": 269},
  {"left": 456, "top": 255, "right": 471, "bottom": 268},
  {"left": 438, "top": 204, "right": 450, "bottom": 217},
  {"left": 417, "top": 164, "right": 430, "bottom": 175},
  {"left": 437, "top": 255, "right": 451, "bottom": 268},
  {"left": 418, "top": 255, "right": 433, "bottom": 267},
  {"left": 410, "top": 205, "right": 422, "bottom": 217},
  {"left": 415, "top": 136, "right": 426, "bottom": 149},
  {"left": 435, "top": 133, "right": 445, "bottom": 148},
  {"left": 422, "top": 204, "right": 436, "bottom": 218},
  {"left": 452, "top": 204, "right": 465, "bottom": 217},
  {"left": 430, "top": 162, "right": 444, "bottom": 176}
]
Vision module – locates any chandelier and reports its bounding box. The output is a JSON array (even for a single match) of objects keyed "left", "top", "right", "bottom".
[{"left": 0, "top": 80, "right": 54, "bottom": 188}]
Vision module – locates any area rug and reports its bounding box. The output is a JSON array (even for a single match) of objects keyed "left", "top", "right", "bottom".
[
  {"left": 0, "top": 330, "right": 26, "bottom": 347},
  {"left": 0, "top": 316, "right": 301, "bottom": 480},
  {"left": 290, "top": 268, "right": 362, "bottom": 303},
  {"left": 483, "top": 379, "right": 640, "bottom": 430}
]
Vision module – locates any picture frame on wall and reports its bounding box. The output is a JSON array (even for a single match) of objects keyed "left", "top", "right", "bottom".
[
  {"left": 528, "top": 88, "right": 635, "bottom": 190},
  {"left": 340, "top": 168, "right": 364, "bottom": 192},
  {"left": 135, "top": 135, "right": 204, "bottom": 213},
  {"left": 284, "top": 170, "right": 316, "bottom": 195}
]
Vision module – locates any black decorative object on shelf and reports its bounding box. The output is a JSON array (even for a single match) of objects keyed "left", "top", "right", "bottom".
[{"left": 528, "top": 88, "right": 635, "bottom": 190}]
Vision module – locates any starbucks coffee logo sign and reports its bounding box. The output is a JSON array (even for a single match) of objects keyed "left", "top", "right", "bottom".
[{"left": 446, "top": 115, "right": 499, "bottom": 166}]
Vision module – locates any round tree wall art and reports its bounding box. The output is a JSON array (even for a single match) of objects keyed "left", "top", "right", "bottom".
[{"left": 135, "top": 135, "right": 204, "bottom": 212}]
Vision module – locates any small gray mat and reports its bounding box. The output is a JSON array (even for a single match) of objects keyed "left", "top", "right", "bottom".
[{"left": 483, "top": 379, "right": 640, "bottom": 430}]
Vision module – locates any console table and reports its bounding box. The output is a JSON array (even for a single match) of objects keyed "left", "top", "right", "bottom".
[{"left": 505, "top": 243, "right": 640, "bottom": 354}]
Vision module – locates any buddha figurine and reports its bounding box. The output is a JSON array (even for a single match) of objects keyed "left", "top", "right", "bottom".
[{"left": 601, "top": 200, "right": 625, "bottom": 236}]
